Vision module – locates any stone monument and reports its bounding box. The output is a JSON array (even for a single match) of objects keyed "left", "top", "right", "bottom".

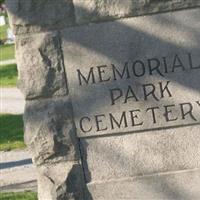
[{"left": 6, "top": 0, "right": 200, "bottom": 199}]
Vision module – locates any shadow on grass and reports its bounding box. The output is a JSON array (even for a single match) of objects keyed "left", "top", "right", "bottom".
[
  {"left": 0, "top": 158, "right": 32, "bottom": 170},
  {"left": 0, "top": 114, "right": 25, "bottom": 151},
  {"left": 0, "top": 64, "right": 17, "bottom": 87}
]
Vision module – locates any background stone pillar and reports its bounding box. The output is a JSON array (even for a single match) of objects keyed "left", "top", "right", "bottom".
[{"left": 15, "top": 29, "right": 85, "bottom": 200}]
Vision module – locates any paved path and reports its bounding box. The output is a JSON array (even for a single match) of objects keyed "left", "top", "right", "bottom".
[
  {"left": 0, "top": 87, "right": 25, "bottom": 114},
  {"left": 0, "top": 59, "right": 16, "bottom": 65},
  {"left": 0, "top": 150, "right": 37, "bottom": 192},
  {"left": 0, "top": 88, "right": 36, "bottom": 192}
]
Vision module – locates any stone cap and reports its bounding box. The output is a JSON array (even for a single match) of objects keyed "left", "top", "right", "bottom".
[{"left": 6, "top": 0, "right": 200, "bottom": 35}]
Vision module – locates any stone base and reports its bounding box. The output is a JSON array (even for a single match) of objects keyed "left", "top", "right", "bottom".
[{"left": 87, "top": 168, "right": 200, "bottom": 200}]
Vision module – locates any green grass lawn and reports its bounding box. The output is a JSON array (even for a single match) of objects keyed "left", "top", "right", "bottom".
[
  {"left": 0, "top": 44, "right": 15, "bottom": 61},
  {"left": 0, "top": 114, "right": 25, "bottom": 151},
  {"left": 0, "top": 63, "right": 17, "bottom": 87},
  {"left": 0, "top": 24, "right": 8, "bottom": 40},
  {"left": 0, "top": 24, "right": 9, "bottom": 41},
  {"left": 0, "top": 192, "right": 37, "bottom": 200}
]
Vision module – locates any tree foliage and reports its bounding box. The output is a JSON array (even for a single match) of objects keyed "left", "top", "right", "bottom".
[{"left": 0, "top": 0, "right": 5, "bottom": 5}]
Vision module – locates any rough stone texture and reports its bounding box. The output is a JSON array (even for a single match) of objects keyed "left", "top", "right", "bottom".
[
  {"left": 81, "top": 127, "right": 200, "bottom": 182},
  {"left": 15, "top": 31, "right": 67, "bottom": 100},
  {"left": 6, "top": 0, "right": 200, "bottom": 35},
  {"left": 23, "top": 97, "right": 78, "bottom": 166},
  {"left": 37, "top": 162, "right": 84, "bottom": 200},
  {"left": 87, "top": 168, "right": 200, "bottom": 200},
  {"left": 74, "top": 0, "right": 200, "bottom": 24},
  {"left": 6, "top": 0, "right": 75, "bottom": 34},
  {"left": 24, "top": 97, "right": 85, "bottom": 199}
]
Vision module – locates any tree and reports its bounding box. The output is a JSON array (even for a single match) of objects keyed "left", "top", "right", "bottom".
[{"left": 0, "top": 0, "right": 5, "bottom": 5}]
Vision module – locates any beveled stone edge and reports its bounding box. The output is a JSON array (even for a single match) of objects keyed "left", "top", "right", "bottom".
[
  {"left": 5, "top": 0, "right": 200, "bottom": 35},
  {"left": 87, "top": 168, "right": 200, "bottom": 185}
]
